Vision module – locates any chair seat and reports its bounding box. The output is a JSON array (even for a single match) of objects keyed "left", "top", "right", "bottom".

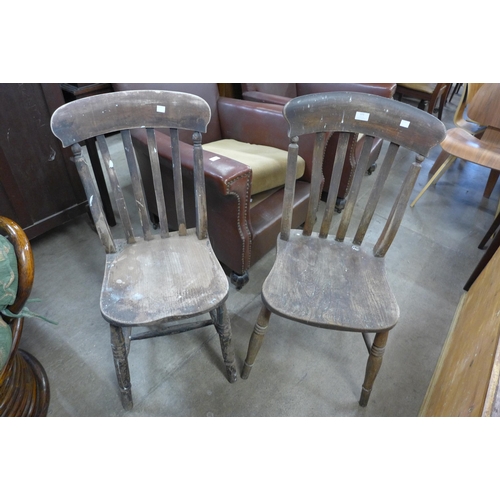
[
  {"left": 262, "top": 232, "right": 400, "bottom": 332},
  {"left": 100, "top": 229, "right": 229, "bottom": 326},
  {"left": 398, "top": 83, "right": 436, "bottom": 94},
  {"left": 442, "top": 128, "right": 500, "bottom": 170},
  {"left": 203, "top": 139, "right": 305, "bottom": 195}
]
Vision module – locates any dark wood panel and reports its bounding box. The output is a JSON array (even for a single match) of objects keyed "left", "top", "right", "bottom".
[{"left": 0, "top": 83, "right": 87, "bottom": 237}]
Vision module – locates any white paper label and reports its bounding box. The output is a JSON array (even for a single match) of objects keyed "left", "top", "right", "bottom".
[
  {"left": 209, "top": 156, "right": 220, "bottom": 161},
  {"left": 156, "top": 105, "right": 166, "bottom": 113},
  {"left": 355, "top": 111, "right": 370, "bottom": 121},
  {"left": 400, "top": 119, "right": 410, "bottom": 128}
]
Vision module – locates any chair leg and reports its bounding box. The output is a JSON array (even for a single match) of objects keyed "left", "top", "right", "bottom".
[
  {"left": 483, "top": 170, "right": 500, "bottom": 199},
  {"left": 242, "top": 304, "right": 271, "bottom": 379},
  {"left": 359, "top": 330, "right": 389, "bottom": 407},
  {"left": 410, "top": 154, "right": 455, "bottom": 207},
  {"left": 210, "top": 304, "right": 237, "bottom": 383},
  {"left": 110, "top": 324, "right": 133, "bottom": 410},
  {"left": 478, "top": 210, "right": 500, "bottom": 249},
  {"left": 428, "top": 149, "right": 453, "bottom": 177}
]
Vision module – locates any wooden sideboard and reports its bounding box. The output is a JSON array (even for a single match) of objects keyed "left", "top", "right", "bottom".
[{"left": 0, "top": 83, "right": 88, "bottom": 239}]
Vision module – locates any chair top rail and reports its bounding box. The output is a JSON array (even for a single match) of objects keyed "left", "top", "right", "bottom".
[
  {"left": 283, "top": 92, "right": 446, "bottom": 156},
  {"left": 51, "top": 90, "right": 211, "bottom": 147}
]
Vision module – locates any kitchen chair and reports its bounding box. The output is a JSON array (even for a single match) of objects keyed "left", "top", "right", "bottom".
[
  {"left": 395, "top": 83, "right": 451, "bottom": 120},
  {"left": 410, "top": 83, "right": 500, "bottom": 209},
  {"left": 1, "top": 216, "right": 50, "bottom": 416},
  {"left": 51, "top": 90, "right": 237, "bottom": 410},
  {"left": 241, "top": 92, "right": 446, "bottom": 407}
]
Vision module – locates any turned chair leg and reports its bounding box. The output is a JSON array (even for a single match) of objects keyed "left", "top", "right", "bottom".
[
  {"left": 210, "top": 304, "right": 237, "bottom": 383},
  {"left": 110, "top": 324, "right": 133, "bottom": 410},
  {"left": 359, "top": 330, "right": 389, "bottom": 407},
  {"left": 242, "top": 304, "right": 271, "bottom": 379}
]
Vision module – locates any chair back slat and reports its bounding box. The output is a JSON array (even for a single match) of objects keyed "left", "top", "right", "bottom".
[
  {"left": 96, "top": 134, "right": 136, "bottom": 244},
  {"left": 302, "top": 132, "right": 328, "bottom": 236},
  {"left": 319, "top": 132, "right": 350, "bottom": 238},
  {"left": 121, "top": 129, "right": 153, "bottom": 241},
  {"left": 282, "top": 91, "right": 446, "bottom": 255},
  {"left": 146, "top": 128, "right": 169, "bottom": 238},
  {"left": 51, "top": 90, "right": 212, "bottom": 253},
  {"left": 353, "top": 141, "right": 399, "bottom": 245},
  {"left": 373, "top": 157, "right": 423, "bottom": 257},
  {"left": 170, "top": 128, "right": 187, "bottom": 236},
  {"left": 336, "top": 135, "right": 374, "bottom": 242}
]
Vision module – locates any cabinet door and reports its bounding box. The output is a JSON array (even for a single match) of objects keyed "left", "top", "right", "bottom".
[{"left": 0, "top": 83, "right": 87, "bottom": 238}]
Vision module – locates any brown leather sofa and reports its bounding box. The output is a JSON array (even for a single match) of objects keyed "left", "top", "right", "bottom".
[
  {"left": 112, "top": 83, "right": 317, "bottom": 288},
  {"left": 241, "top": 83, "right": 396, "bottom": 209}
]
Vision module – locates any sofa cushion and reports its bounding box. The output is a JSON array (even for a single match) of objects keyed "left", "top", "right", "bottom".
[{"left": 203, "top": 139, "right": 305, "bottom": 195}]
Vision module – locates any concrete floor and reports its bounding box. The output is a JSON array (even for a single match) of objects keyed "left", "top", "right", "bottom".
[{"left": 17, "top": 91, "right": 500, "bottom": 416}]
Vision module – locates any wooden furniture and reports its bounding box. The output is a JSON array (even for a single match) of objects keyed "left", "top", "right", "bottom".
[
  {"left": 60, "top": 83, "right": 116, "bottom": 226},
  {"left": 420, "top": 236, "right": 500, "bottom": 416},
  {"left": 410, "top": 84, "right": 500, "bottom": 210},
  {"left": 112, "top": 83, "right": 319, "bottom": 289},
  {"left": 0, "top": 84, "right": 88, "bottom": 239},
  {"left": 241, "top": 83, "right": 397, "bottom": 210},
  {"left": 395, "top": 83, "right": 451, "bottom": 120},
  {"left": 448, "top": 83, "right": 463, "bottom": 103},
  {"left": 51, "top": 90, "right": 237, "bottom": 410},
  {"left": 241, "top": 92, "right": 446, "bottom": 406},
  {"left": 0, "top": 216, "right": 50, "bottom": 417}
]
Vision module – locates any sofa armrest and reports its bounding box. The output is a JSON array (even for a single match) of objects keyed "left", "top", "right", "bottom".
[{"left": 241, "top": 91, "right": 291, "bottom": 106}]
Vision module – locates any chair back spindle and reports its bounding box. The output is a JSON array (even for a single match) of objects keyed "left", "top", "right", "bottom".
[
  {"left": 71, "top": 142, "right": 117, "bottom": 253},
  {"left": 192, "top": 131, "right": 208, "bottom": 240},
  {"left": 280, "top": 138, "right": 300, "bottom": 241}
]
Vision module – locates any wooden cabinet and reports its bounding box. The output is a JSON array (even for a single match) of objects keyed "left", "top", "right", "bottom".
[{"left": 0, "top": 83, "right": 87, "bottom": 239}]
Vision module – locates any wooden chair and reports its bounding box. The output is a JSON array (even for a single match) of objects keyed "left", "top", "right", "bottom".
[
  {"left": 410, "top": 83, "right": 500, "bottom": 209},
  {"left": 1, "top": 216, "right": 50, "bottom": 416},
  {"left": 241, "top": 92, "right": 446, "bottom": 407},
  {"left": 51, "top": 90, "right": 237, "bottom": 410},
  {"left": 395, "top": 83, "right": 451, "bottom": 120}
]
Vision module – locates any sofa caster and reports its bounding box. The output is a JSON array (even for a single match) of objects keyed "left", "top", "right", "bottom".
[
  {"left": 335, "top": 197, "right": 346, "bottom": 213},
  {"left": 367, "top": 162, "right": 377, "bottom": 175},
  {"left": 230, "top": 271, "right": 249, "bottom": 290}
]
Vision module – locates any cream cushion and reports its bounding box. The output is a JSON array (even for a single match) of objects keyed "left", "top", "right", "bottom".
[{"left": 203, "top": 139, "right": 306, "bottom": 195}]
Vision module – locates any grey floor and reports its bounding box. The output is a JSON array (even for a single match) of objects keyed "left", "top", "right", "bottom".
[{"left": 18, "top": 92, "right": 499, "bottom": 417}]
